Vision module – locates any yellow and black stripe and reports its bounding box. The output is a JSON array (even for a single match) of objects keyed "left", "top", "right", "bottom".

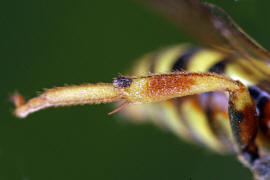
[{"left": 125, "top": 44, "right": 270, "bottom": 153}]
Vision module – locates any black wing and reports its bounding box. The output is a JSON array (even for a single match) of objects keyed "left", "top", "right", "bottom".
[{"left": 139, "top": 0, "right": 270, "bottom": 63}]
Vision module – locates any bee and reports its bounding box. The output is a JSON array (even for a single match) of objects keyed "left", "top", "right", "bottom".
[{"left": 10, "top": 0, "right": 270, "bottom": 179}]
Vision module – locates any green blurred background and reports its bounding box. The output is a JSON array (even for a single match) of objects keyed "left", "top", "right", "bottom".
[{"left": 1, "top": 0, "right": 270, "bottom": 179}]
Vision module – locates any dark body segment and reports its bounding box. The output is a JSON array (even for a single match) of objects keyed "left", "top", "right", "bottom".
[{"left": 130, "top": 45, "right": 270, "bottom": 153}]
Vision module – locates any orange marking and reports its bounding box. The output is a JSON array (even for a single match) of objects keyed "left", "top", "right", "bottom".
[
  {"left": 10, "top": 93, "right": 25, "bottom": 107},
  {"left": 240, "top": 105, "right": 258, "bottom": 147},
  {"left": 146, "top": 74, "right": 194, "bottom": 98}
]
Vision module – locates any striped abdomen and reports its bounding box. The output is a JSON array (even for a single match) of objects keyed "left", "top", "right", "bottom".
[{"left": 123, "top": 44, "right": 270, "bottom": 153}]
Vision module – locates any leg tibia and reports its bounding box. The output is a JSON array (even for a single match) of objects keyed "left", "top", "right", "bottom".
[
  {"left": 118, "top": 72, "right": 258, "bottom": 156},
  {"left": 11, "top": 72, "right": 258, "bottom": 160},
  {"left": 11, "top": 83, "right": 121, "bottom": 118}
]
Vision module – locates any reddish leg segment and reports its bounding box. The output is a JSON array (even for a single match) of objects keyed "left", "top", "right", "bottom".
[{"left": 11, "top": 72, "right": 258, "bottom": 164}]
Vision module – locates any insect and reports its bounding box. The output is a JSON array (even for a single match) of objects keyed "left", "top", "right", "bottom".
[{"left": 10, "top": 0, "right": 270, "bottom": 179}]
